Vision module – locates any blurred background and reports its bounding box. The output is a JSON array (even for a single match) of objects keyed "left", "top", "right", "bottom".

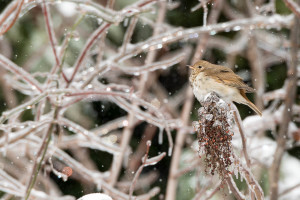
[{"left": 0, "top": 0, "right": 299, "bottom": 199}]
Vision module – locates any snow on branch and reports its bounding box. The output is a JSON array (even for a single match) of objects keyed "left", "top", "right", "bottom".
[{"left": 0, "top": 0, "right": 299, "bottom": 199}]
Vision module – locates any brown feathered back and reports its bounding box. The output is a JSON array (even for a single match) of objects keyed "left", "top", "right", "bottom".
[{"left": 192, "top": 60, "right": 255, "bottom": 93}]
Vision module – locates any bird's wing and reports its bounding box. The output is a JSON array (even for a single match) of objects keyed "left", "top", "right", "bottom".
[{"left": 209, "top": 68, "right": 255, "bottom": 93}]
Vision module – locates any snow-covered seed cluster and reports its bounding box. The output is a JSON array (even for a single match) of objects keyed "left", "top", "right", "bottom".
[{"left": 196, "top": 93, "right": 234, "bottom": 178}]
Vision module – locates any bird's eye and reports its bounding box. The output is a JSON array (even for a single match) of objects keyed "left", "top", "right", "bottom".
[{"left": 198, "top": 66, "right": 202, "bottom": 69}]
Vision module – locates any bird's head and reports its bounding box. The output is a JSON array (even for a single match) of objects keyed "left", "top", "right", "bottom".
[{"left": 188, "top": 60, "right": 211, "bottom": 74}]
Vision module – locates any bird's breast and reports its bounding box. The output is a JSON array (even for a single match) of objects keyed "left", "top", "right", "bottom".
[{"left": 192, "top": 73, "right": 239, "bottom": 103}]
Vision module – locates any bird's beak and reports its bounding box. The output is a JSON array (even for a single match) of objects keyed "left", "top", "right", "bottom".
[{"left": 187, "top": 65, "right": 194, "bottom": 69}]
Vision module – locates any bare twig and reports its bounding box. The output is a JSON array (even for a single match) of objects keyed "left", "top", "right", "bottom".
[
  {"left": 67, "top": 22, "right": 110, "bottom": 86},
  {"left": 25, "top": 108, "right": 59, "bottom": 200},
  {"left": 226, "top": 175, "right": 245, "bottom": 200},
  {"left": 283, "top": 0, "right": 300, "bottom": 18},
  {"left": 108, "top": 1, "right": 169, "bottom": 187},
  {"left": 0, "top": 54, "right": 42, "bottom": 93},
  {"left": 0, "top": 0, "right": 24, "bottom": 36},
  {"left": 0, "top": 1, "right": 18, "bottom": 30},
  {"left": 279, "top": 182, "right": 300, "bottom": 196},
  {"left": 129, "top": 141, "right": 166, "bottom": 199},
  {"left": 233, "top": 109, "right": 251, "bottom": 168},
  {"left": 269, "top": 14, "right": 299, "bottom": 200},
  {"left": 121, "top": 16, "right": 138, "bottom": 54},
  {"left": 42, "top": 1, "right": 68, "bottom": 83}
]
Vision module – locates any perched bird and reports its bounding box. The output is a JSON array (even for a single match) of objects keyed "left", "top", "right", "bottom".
[{"left": 189, "top": 60, "right": 262, "bottom": 116}]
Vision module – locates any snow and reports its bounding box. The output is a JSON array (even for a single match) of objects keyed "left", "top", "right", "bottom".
[
  {"left": 78, "top": 193, "right": 112, "bottom": 200},
  {"left": 56, "top": 2, "right": 77, "bottom": 17},
  {"left": 280, "top": 155, "right": 300, "bottom": 200}
]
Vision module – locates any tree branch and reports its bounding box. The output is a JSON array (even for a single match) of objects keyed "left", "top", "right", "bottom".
[{"left": 269, "top": 14, "right": 299, "bottom": 200}]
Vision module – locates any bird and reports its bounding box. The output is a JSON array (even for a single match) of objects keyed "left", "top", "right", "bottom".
[{"left": 189, "top": 60, "right": 262, "bottom": 116}]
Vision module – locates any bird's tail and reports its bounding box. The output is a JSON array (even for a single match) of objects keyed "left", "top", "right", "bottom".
[
  {"left": 240, "top": 90, "right": 262, "bottom": 116},
  {"left": 245, "top": 100, "right": 262, "bottom": 116}
]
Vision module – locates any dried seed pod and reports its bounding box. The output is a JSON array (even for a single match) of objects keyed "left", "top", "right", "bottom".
[{"left": 195, "top": 92, "right": 234, "bottom": 178}]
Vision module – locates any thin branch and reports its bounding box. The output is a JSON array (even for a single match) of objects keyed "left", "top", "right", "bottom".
[
  {"left": 202, "top": 181, "right": 222, "bottom": 200},
  {"left": 66, "top": 22, "right": 110, "bottom": 86},
  {"left": 0, "top": 54, "right": 42, "bottom": 93},
  {"left": 81, "top": 14, "right": 293, "bottom": 89},
  {"left": 0, "top": 119, "right": 51, "bottom": 147},
  {"left": 269, "top": 14, "right": 299, "bottom": 200},
  {"left": 0, "top": 0, "right": 24, "bottom": 36},
  {"left": 232, "top": 109, "right": 265, "bottom": 199},
  {"left": 0, "top": 1, "right": 18, "bottom": 29},
  {"left": 283, "top": 0, "right": 300, "bottom": 18},
  {"left": 57, "top": 117, "right": 121, "bottom": 154},
  {"left": 42, "top": 1, "right": 68, "bottom": 83},
  {"left": 129, "top": 141, "right": 166, "bottom": 199},
  {"left": 110, "top": 51, "right": 185, "bottom": 74},
  {"left": 238, "top": 160, "right": 264, "bottom": 200},
  {"left": 279, "top": 182, "right": 300, "bottom": 196},
  {"left": 174, "top": 159, "right": 201, "bottom": 178},
  {"left": 25, "top": 108, "right": 59, "bottom": 200},
  {"left": 247, "top": 35, "right": 265, "bottom": 110},
  {"left": 121, "top": 16, "right": 138, "bottom": 54},
  {"left": 0, "top": 92, "right": 48, "bottom": 124},
  {"left": 233, "top": 109, "right": 251, "bottom": 168},
  {"left": 192, "top": 181, "right": 222, "bottom": 200},
  {"left": 108, "top": 1, "right": 169, "bottom": 187},
  {"left": 16, "top": 0, "right": 159, "bottom": 25},
  {"left": 226, "top": 176, "right": 245, "bottom": 200},
  {"left": 107, "top": 0, "right": 115, "bottom": 8}
]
